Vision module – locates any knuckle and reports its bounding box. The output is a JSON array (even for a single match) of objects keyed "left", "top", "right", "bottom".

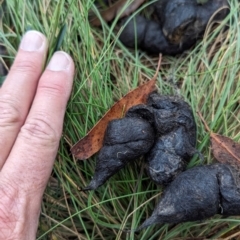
[
  {"left": 38, "top": 80, "right": 67, "bottom": 97},
  {"left": 0, "top": 95, "right": 23, "bottom": 126},
  {"left": 11, "top": 58, "right": 39, "bottom": 75},
  {"left": 20, "top": 115, "right": 60, "bottom": 145}
]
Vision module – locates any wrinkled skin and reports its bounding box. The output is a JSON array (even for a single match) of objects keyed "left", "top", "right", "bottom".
[
  {"left": 83, "top": 117, "right": 155, "bottom": 190},
  {"left": 119, "top": 0, "right": 229, "bottom": 54},
  {"left": 136, "top": 163, "right": 240, "bottom": 231}
]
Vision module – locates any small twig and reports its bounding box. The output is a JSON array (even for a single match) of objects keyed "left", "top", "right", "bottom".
[
  {"left": 90, "top": 0, "right": 146, "bottom": 27},
  {"left": 197, "top": 111, "right": 211, "bottom": 133},
  {"left": 152, "top": 54, "right": 162, "bottom": 81}
]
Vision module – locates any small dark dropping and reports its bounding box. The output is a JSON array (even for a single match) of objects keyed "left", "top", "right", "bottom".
[
  {"left": 136, "top": 163, "right": 240, "bottom": 231},
  {"left": 82, "top": 117, "right": 155, "bottom": 190},
  {"left": 83, "top": 92, "right": 197, "bottom": 190},
  {"left": 146, "top": 93, "right": 197, "bottom": 184},
  {"left": 126, "top": 93, "right": 197, "bottom": 184},
  {"left": 119, "top": 0, "right": 229, "bottom": 55}
]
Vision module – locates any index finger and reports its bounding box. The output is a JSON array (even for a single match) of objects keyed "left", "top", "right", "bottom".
[{"left": 1, "top": 51, "right": 75, "bottom": 197}]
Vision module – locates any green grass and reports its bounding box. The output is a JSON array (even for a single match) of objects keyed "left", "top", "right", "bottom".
[{"left": 1, "top": 0, "right": 240, "bottom": 239}]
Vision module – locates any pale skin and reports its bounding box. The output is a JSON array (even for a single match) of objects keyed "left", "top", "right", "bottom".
[{"left": 0, "top": 31, "right": 75, "bottom": 239}]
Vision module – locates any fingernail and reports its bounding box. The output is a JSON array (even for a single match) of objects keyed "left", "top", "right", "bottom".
[
  {"left": 47, "top": 51, "right": 71, "bottom": 71},
  {"left": 20, "top": 31, "right": 45, "bottom": 52}
]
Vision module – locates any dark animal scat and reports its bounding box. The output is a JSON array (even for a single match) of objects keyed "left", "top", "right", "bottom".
[
  {"left": 129, "top": 92, "right": 197, "bottom": 185},
  {"left": 156, "top": 0, "right": 229, "bottom": 44},
  {"left": 119, "top": 0, "right": 229, "bottom": 55},
  {"left": 83, "top": 92, "right": 197, "bottom": 190},
  {"left": 119, "top": 15, "right": 186, "bottom": 55},
  {"left": 103, "top": 117, "right": 154, "bottom": 145},
  {"left": 216, "top": 164, "right": 240, "bottom": 215},
  {"left": 147, "top": 93, "right": 196, "bottom": 136},
  {"left": 136, "top": 163, "right": 240, "bottom": 231},
  {"left": 146, "top": 127, "right": 194, "bottom": 185},
  {"left": 82, "top": 117, "right": 155, "bottom": 191},
  {"left": 125, "top": 104, "right": 154, "bottom": 124}
]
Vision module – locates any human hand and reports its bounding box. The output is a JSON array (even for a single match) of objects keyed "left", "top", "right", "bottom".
[{"left": 0, "top": 31, "right": 75, "bottom": 239}]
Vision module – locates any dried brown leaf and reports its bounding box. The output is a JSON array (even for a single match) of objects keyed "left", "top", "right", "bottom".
[
  {"left": 198, "top": 111, "right": 240, "bottom": 167},
  {"left": 90, "top": 0, "right": 146, "bottom": 27},
  {"left": 71, "top": 56, "right": 162, "bottom": 160},
  {"left": 210, "top": 133, "right": 240, "bottom": 166}
]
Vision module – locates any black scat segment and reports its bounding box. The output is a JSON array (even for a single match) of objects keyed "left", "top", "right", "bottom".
[
  {"left": 146, "top": 127, "right": 195, "bottom": 185},
  {"left": 155, "top": 0, "right": 229, "bottom": 45},
  {"left": 119, "top": 15, "right": 184, "bottom": 55},
  {"left": 136, "top": 164, "right": 220, "bottom": 231},
  {"left": 155, "top": 0, "right": 197, "bottom": 45},
  {"left": 125, "top": 93, "right": 197, "bottom": 185},
  {"left": 139, "top": 18, "right": 184, "bottom": 55},
  {"left": 147, "top": 93, "right": 196, "bottom": 148},
  {"left": 216, "top": 164, "right": 240, "bottom": 216},
  {"left": 146, "top": 135, "right": 184, "bottom": 185},
  {"left": 103, "top": 117, "right": 155, "bottom": 145},
  {"left": 147, "top": 93, "right": 181, "bottom": 110},
  {"left": 170, "top": 127, "right": 196, "bottom": 159},
  {"left": 119, "top": 15, "right": 147, "bottom": 49},
  {"left": 136, "top": 163, "right": 240, "bottom": 231},
  {"left": 83, "top": 117, "right": 155, "bottom": 190},
  {"left": 145, "top": 93, "right": 197, "bottom": 185},
  {"left": 119, "top": 0, "right": 228, "bottom": 54},
  {"left": 125, "top": 104, "right": 154, "bottom": 124}
]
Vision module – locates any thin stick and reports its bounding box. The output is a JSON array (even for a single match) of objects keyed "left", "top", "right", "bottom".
[
  {"left": 153, "top": 54, "right": 162, "bottom": 81},
  {"left": 197, "top": 111, "right": 211, "bottom": 132}
]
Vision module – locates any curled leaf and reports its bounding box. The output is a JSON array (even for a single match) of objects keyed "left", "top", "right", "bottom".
[
  {"left": 198, "top": 111, "right": 240, "bottom": 167},
  {"left": 71, "top": 56, "right": 162, "bottom": 160}
]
